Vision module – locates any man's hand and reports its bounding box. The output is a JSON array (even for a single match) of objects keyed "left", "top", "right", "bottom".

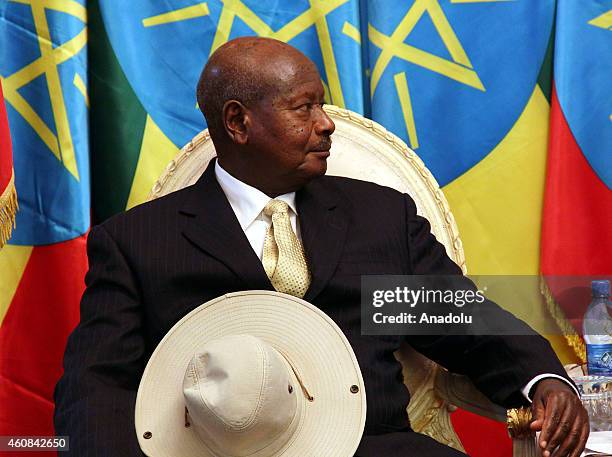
[{"left": 529, "top": 378, "right": 589, "bottom": 457}]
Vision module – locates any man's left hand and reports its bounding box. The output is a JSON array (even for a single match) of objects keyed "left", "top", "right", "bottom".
[{"left": 529, "top": 378, "right": 589, "bottom": 457}]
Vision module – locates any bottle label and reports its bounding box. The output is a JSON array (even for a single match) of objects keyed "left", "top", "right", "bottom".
[{"left": 587, "top": 343, "right": 612, "bottom": 375}]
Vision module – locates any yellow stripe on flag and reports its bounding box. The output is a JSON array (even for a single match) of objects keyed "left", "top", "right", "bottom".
[
  {"left": 442, "top": 86, "right": 577, "bottom": 364},
  {"left": 0, "top": 245, "right": 33, "bottom": 325},
  {"left": 142, "top": 3, "right": 210, "bottom": 27},
  {"left": 73, "top": 73, "right": 89, "bottom": 107},
  {"left": 394, "top": 72, "right": 419, "bottom": 150},
  {"left": 10, "top": 0, "right": 87, "bottom": 22},
  {"left": 309, "top": 0, "right": 347, "bottom": 108},
  {"left": 126, "top": 115, "right": 178, "bottom": 209},
  {"left": 342, "top": 21, "right": 361, "bottom": 44},
  {"left": 450, "top": 0, "right": 515, "bottom": 3}
]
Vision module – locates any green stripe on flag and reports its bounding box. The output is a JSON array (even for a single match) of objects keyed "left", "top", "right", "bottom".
[
  {"left": 89, "top": 0, "right": 147, "bottom": 224},
  {"left": 536, "top": 24, "right": 555, "bottom": 103}
]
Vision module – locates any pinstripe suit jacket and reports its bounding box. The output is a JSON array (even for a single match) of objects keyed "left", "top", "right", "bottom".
[{"left": 54, "top": 159, "right": 569, "bottom": 456}]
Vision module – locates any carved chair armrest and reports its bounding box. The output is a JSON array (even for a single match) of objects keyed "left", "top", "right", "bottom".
[
  {"left": 433, "top": 370, "right": 506, "bottom": 422},
  {"left": 434, "top": 369, "right": 538, "bottom": 457}
]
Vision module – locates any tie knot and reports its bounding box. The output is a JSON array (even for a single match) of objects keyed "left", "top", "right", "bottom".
[{"left": 263, "top": 199, "right": 289, "bottom": 217}]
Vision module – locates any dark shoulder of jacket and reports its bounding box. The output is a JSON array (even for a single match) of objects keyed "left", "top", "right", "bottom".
[{"left": 315, "top": 174, "right": 410, "bottom": 209}]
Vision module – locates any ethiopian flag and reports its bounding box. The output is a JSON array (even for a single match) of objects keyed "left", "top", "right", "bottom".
[
  {"left": 89, "top": 0, "right": 363, "bottom": 223},
  {"left": 541, "top": 1, "right": 612, "bottom": 360},
  {"left": 0, "top": 0, "right": 89, "bottom": 448},
  {"left": 366, "top": 1, "right": 565, "bottom": 453}
]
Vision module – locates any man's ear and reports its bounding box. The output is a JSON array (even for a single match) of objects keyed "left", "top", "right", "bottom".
[{"left": 222, "top": 100, "right": 249, "bottom": 145}]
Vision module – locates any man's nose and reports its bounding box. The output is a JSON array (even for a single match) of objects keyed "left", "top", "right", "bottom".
[{"left": 314, "top": 107, "right": 335, "bottom": 136}]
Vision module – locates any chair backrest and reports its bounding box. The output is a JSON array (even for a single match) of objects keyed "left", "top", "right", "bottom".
[{"left": 149, "top": 105, "right": 466, "bottom": 274}]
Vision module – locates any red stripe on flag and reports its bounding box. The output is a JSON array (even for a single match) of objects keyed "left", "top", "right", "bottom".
[
  {"left": 541, "top": 86, "right": 612, "bottom": 276},
  {"left": 0, "top": 236, "right": 87, "bottom": 456},
  {"left": 541, "top": 86, "right": 612, "bottom": 335},
  {"left": 451, "top": 408, "right": 511, "bottom": 457}
]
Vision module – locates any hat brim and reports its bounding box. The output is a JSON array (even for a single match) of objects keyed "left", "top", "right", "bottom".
[{"left": 135, "top": 290, "right": 367, "bottom": 456}]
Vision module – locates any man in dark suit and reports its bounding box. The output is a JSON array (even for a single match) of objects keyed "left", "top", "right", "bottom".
[{"left": 54, "top": 37, "right": 588, "bottom": 456}]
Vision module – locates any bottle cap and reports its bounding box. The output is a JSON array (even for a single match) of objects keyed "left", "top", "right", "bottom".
[{"left": 591, "top": 280, "right": 610, "bottom": 297}]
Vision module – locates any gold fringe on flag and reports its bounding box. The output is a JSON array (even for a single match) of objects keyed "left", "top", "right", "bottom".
[
  {"left": 0, "top": 171, "right": 18, "bottom": 249},
  {"left": 539, "top": 277, "right": 587, "bottom": 364}
]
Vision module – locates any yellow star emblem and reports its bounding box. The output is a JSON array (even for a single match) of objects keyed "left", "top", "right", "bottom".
[
  {"left": 1, "top": 0, "right": 88, "bottom": 181},
  {"left": 141, "top": 0, "right": 349, "bottom": 108},
  {"left": 365, "top": 0, "right": 506, "bottom": 149}
]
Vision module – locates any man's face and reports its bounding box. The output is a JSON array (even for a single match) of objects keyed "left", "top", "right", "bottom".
[{"left": 244, "top": 60, "right": 335, "bottom": 193}]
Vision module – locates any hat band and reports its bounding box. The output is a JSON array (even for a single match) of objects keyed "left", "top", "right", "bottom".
[{"left": 279, "top": 349, "right": 314, "bottom": 403}]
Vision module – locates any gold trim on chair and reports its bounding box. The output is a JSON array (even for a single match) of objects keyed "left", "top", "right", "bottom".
[
  {"left": 507, "top": 408, "right": 538, "bottom": 457},
  {"left": 507, "top": 407, "right": 533, "bottom": 439},
  {"left": 539, "top": 278, "right": 587, "bottom": 364}
]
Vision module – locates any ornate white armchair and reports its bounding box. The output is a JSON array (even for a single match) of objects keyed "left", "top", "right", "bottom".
[{"left": 149, "top": 105, "right": 536, "bottom": 456}]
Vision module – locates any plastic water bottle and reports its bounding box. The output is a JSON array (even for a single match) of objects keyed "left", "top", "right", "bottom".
[{"left": 583, "top": 280, "right": 612, "bottom": 375}]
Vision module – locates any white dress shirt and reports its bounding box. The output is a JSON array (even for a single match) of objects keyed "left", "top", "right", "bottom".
[
  {"left": 214, "top": 160, "right": 577, "bottom": 402},
  {"left": 215, "top": 160, "right": 300, "bottom": 260}
]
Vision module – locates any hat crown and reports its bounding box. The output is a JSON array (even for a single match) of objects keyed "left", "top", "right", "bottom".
[{"left": 183, "top": 335, "right": 299, "bottom": 456}]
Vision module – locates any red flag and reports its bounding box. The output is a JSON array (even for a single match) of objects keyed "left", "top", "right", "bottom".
[{"left": 0, "top": 81, "right": 17, "bottom": 248}]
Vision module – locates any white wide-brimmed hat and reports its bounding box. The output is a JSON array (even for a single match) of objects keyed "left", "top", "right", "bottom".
[{"left": 135, "top": 290, "right": 366, "bottom": 457}]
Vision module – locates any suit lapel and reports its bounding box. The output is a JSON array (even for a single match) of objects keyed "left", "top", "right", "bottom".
[
  {"left": 179, "top": 159, "right": 272, "bottom": 290},
  {"left": 298, "top": 179, "right": 350, "bottom": 302}
]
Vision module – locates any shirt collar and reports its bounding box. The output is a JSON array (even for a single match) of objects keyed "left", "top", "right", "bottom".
[{"left": 215, "top": 160, "right": 297, "bottom": 230}]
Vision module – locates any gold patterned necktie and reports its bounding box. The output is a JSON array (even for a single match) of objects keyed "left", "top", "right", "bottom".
[{"left": 262, "top": 199, "right": 311, "bottom": 298}]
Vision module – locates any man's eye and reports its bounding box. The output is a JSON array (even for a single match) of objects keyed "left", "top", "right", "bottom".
[{"left": 297, "top": 104, "right": 310, "bottom": 112}]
